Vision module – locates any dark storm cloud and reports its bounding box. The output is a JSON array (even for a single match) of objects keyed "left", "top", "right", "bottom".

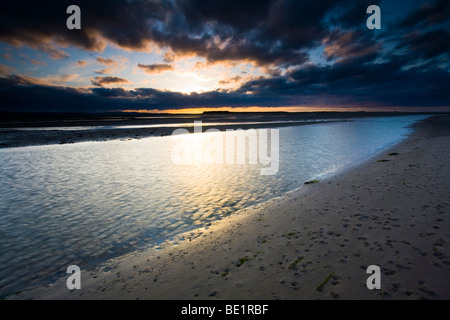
[
  {"left": 179, "top": 0, "right": 273, "bottom": 32},
  {"left": 0, "top": 77, "right": 105, "bottom": 112},
  {"left": 0, "top": 79, "right": 261, "bottom": 112},
  {"left": 0, "top": 0, "right": 373, "bottom": 67},
  {"left": 327, "top": 0, "right": 381, "bottom": 29},
  {"left": 1, "top": 0, "right": 445, "bottom": 67},
  {"left": 0, "top": 0, "right": 171, "bottom": 52},
  {"left": 392, "top": 0, "right": 450, "bottom": 63},
  {"left": 171, "top": 0, "right": 329, "bottom": 66},
  {"left": 239, "top": 56, "right": 450, "bottom": 107},
  {"left": 399, "top": 0, "right": 450, "bottom": 28},
  {"left": 395, "top": 29, "right": 450, "bottom": 61}
]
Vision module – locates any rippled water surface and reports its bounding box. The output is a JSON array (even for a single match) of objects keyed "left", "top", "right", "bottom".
[{"left": 0, "top": 115, "right": 427, "bottom": 296}]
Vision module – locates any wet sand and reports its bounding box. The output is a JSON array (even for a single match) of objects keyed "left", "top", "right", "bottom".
[
  {"left": 9, "top": 115, "right": 450, "bottom": 300},
  {"left": 0, "top": 120, "right": 333, "bottom": 148}
]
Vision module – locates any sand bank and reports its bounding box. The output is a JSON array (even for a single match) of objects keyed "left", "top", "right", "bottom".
[{"left": 10, "top": 115, "right": 450, "bottom": 300}]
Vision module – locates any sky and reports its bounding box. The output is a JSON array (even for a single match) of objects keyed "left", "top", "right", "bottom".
[{"left": 0, "top": 0, "right": 448, "bottom": 113}]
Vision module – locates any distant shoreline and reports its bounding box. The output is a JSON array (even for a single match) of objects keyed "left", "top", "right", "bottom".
[{"left": 0, "top": 111, "right": 442, "bottom": 149}]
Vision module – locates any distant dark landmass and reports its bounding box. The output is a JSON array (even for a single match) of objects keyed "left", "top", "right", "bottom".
[{"left": 201, "top": 110, "right": 232, "bottom": 114}]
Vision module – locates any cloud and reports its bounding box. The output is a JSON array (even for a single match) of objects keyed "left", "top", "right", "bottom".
[
  {"left": 91, "top": 76, "right": 130, "bottom": 86},
  {"left": 0, "top": 1, "right": 108, "bottom": 52},
  {"left": 328, "top": 0, "right": 381, "bottom": 29},
  {"left": 93, "top": 56, "right": 128, "bottom": 75},
  {"left": 30, "top": 59, "right": 46, "bottom": 66},
  {"left": 163, "top": 51, "right": 175, "bottom": 63},
  {"left": 323, "top": 30, "right": 379, "bottom": 62},
  {"left": 396, "top": 29, "right": 450, "bottom": 61},
  {"left": 0, "top": 0, "right": 382, "bottom": 68},
  {"left": 39, "top": 43, "right": 70, "bottom": 60},
  {"left": 0, "top": 74, "right": 44, "bottom": 85},
  {"left": 94, "top": 69, "right": 108, "bottom": 75},
  {"left": 0, "top": 64, "right": 16, "bottom": 74},
  {"left": 238, "top": 56, "right": 450, "bottom": 108},
  {"left": 77, "top": 60, "right": 87, "bottom": 67},
  {"left": 218, "top": 76, "right": 242, "bottom": 85},
  {"left": 392, "top": 0, "right": 450, "bottom": 63},
  {"left": 96, "top": 57, "right": 118, "bottom": 66},
  {"left": 0, "top": 73, "right": 79, "bottom": 86},
  {"left": 399, "top": 0, "right": 450, "bottom": 28},
  {"left": 138, "top": 63, "right": 174, "bottom": 74}
]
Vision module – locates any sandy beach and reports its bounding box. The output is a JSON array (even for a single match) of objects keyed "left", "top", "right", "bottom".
[{"left": 9, "top": 115, "right": 450, "bottom": 300}]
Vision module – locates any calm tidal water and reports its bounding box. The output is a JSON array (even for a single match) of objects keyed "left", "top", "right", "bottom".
[{"left": 0, "top": 115, "right": 428, "bottom": 296}]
